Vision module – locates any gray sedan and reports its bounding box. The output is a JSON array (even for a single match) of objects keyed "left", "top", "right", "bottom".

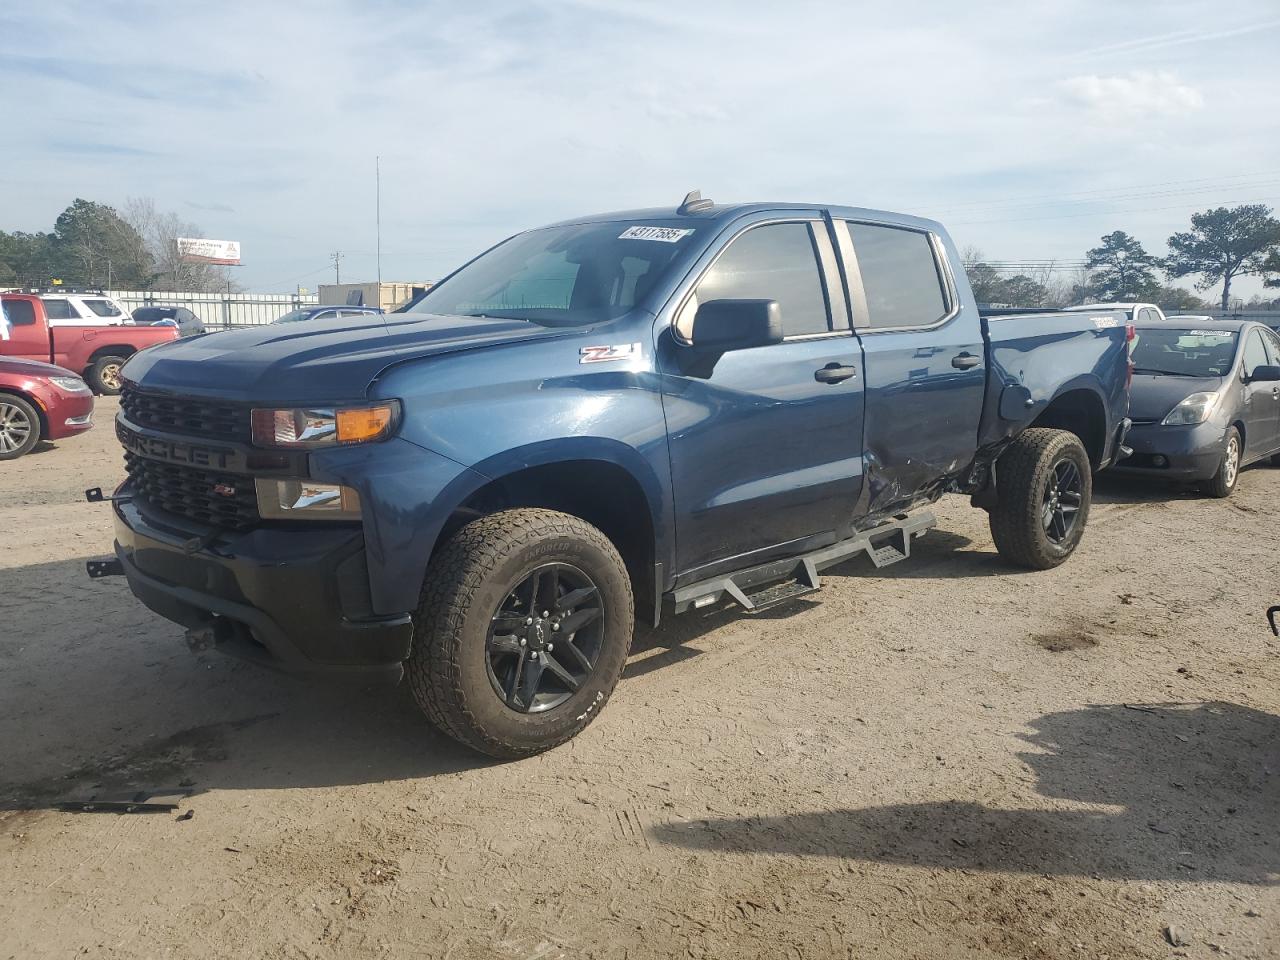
[{"left": 1113, "top": 320, "right": 1280, "bottom": 497}]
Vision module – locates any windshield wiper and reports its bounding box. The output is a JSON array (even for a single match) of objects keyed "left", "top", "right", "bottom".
[{"left": 1131, "top": 367, "right": 1200, "bottom": 377}]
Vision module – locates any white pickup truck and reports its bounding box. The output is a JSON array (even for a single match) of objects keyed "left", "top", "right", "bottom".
[{"left": 1066, "top": 302, "right": 1168, "bottom": 324}]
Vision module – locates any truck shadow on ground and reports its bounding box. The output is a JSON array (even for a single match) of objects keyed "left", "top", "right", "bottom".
[{"left": 653, "top": 700, "right": 1280, "bottom": 884}]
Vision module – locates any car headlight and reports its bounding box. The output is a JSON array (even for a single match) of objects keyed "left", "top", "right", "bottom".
[
  {"left": 1162, "top": 392, "right": 1219, "bottom": 425},
  {"left": 49, "top": 376, "right": 90, "bottom": 393},
  {"left": 255, "top": 479, "right": 362, "bottom": 520},
  {"left": 250, "top": 401, "right": 400, "bottom": 448}
]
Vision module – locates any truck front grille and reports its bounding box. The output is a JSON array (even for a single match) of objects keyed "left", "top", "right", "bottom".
[
  {"left": 120, "top": 384, "right": 251, "bottom": 444},
  {"left": 125, "top": 452, "right": 260, "bottom": 530}
]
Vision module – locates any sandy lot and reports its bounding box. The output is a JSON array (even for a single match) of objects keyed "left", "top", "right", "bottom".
[{"left": 1, "top": 397, "right": 1277, "bottom": 959}]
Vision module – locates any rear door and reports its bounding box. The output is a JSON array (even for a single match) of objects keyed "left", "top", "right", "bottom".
[
  {"left": 836, "top": 219, "right": 985, "bottom": 519},
  {"left": 1240, "top": 328, "right": 1278, "bottom": 457},
  {"left": 659, "top": 215, "right": 866, "bottom": 579}
]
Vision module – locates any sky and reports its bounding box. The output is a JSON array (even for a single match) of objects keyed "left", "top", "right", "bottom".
[{"left": 1, "top": 0, "right": 1277, "bottom": 299}]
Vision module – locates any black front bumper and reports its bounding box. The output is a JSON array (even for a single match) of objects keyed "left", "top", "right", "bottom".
[
  {"left": 1108, "top": 421, "right": 1225, "bottom": 481},
  {"left": 113, "top": 497, "right": 412, "bottom": 683}
]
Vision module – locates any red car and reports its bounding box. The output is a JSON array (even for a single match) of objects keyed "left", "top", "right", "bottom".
[{"left": 0, "top": 357, "right": 95, "bottom": 460}]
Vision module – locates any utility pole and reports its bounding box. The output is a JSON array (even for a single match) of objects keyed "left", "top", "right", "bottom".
[
  {"left": 376, "top": 155, "right": 382, "bottom": 284},
  {"left": 330, "top": 250, "right": 343, "bottom": 284}
]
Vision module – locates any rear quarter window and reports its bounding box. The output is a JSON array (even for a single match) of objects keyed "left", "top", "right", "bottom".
[{"left": 847, "top": 223, "right": 949, "bottom": 329}]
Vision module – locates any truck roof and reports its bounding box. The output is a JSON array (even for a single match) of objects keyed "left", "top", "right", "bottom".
[{"left": 541, "top": 199, "right": 945, "bottom": 236}]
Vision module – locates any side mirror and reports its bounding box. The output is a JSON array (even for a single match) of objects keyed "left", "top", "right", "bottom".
[
  {"left": 688, "top": 299, "right": 783, "bottom": 351},
  {"left": 1247, "top": 364, "right": 1280, "bottom": 383}
]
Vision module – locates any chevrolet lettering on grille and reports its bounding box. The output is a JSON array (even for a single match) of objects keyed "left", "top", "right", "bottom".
[{"left": 117, "top": 422, "right": 235, "bottom": 470}]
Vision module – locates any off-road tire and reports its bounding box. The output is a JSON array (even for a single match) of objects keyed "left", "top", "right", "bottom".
[
  {"left": 1203, "top": 427, "right": 1241, "bottom": 499},
  {"left": 0, "top": 393, "right": 41, "bottom": 460},
  {"left": 87, "top": 355, "right": 127, "bottom": 396},
  {"left": 407, "top": 508, "right": 634, "bottom": 760},
  {"left": 989, "top": 427, "right": 1092, "bottom": 570}
]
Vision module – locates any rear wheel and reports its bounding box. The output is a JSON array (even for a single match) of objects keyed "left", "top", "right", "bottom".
[
  {"left": 88, "top": 355, "right": 127, "bottom": 396},
  {"left": 1203, "top": 427, "right": 1241, "bottom": 498},
  {"left": 407, "top": 508, "right": 634, "bottom": 759},
  {"left": 0, "top": 395, "right": 41, "bottom": 460},
  {"left": 989, "top": 427, "right": 1092, "bottom": 570}
]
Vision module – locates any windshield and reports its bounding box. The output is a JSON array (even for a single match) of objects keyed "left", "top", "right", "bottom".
[
  {"left": 1130, "top": 328, "right": 1238, "bottom": 377},
  {"left": 408, "top": 220, "right": 702, "bottom": 326},
  {"left": 274, "top": 309, "right": 313, "bottom": 323},
  {"left": 132, "top": 308, "right": 170, "bottom": 322}
]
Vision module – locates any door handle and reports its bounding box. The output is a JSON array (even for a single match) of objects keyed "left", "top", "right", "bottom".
[
  {"left": 951, "top": 353, "right": 981, "bottom": 370},
  {"left": 814, "top": 363, "right": 857, "bottom": 384}
]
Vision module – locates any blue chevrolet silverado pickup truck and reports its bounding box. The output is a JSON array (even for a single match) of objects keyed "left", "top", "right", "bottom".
[{"left": 90, "top": 193, "right": 1132, "bottom": 758}]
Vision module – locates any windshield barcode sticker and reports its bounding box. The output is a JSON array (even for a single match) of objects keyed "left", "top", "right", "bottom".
[{"left": 619, "top": 225, "right": 694, "bottom": 243}]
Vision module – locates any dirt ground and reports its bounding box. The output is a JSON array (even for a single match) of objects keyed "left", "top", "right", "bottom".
[{"left": 2, "top": 397, "right": 1277, "bottom": 960}]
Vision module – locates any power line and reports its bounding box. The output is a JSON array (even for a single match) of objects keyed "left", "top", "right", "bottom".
[
  {"left": 949, "top": 195, "right": 1280, "bottom": 226},
  {"left": 929, "top": 170, "right": 1280, "bottom": 211}
]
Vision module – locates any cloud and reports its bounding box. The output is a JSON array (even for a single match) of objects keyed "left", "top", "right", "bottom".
[{"left": 1059, "top": 70, "right": 1204, "bottom": 121}]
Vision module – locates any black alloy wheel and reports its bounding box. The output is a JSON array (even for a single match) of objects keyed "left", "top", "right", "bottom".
[
  {"left": 486, "top": 562, "right": 604, "bottom": 713},
  {"left": 1041, "top": 457, "right": 1084, "bottom": 544}
]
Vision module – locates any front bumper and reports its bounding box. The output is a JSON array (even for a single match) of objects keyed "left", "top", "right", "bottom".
[
  {"left": 1109, "top": 420, "right": 1224, "bottom": 481},
  {"left": 41, "top": 389, "right": 95, "bottom": 440},
  {"left": 113, "top": 495, "right": 412, "bottom": 683}
]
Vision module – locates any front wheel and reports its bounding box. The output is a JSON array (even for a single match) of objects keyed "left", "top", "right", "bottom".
[
  {"left": 408, "top": 508, "right": 634, "bottom": 760},
  {"left": 988, "top": 427, "right": 1092, "bottom": 570},
  {"left": 1202, "top": 427, "right": 1241, "bottom": 498},
  {"left": 87, "top": 355, "right": 127, "bottom": 396},
  {"left": 0, "top": 394, "right": 41, "bottom": 460}
]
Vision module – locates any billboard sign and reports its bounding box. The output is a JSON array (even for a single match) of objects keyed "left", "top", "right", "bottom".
[{"left": 177, "top": 238, "right": 241, "bottom": 265}]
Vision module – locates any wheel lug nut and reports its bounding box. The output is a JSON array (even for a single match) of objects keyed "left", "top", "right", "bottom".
[
  {"left": 530, "top": 651, "right": 538, "bottom": 660},
  {"left": 526, "top": 617, "right": 533, "bottom": 625},
  {"left": 552, "top": 622, "right": 560, "bottom": 631},
  {"left": 519, "top": 637, "right": 527, "bottom": 647},
  {"left": 547, "top": 643, "right": 554, "bottom": 652},
  {"left": 541, "top": 611, "right": 549, "bottom": 618}
]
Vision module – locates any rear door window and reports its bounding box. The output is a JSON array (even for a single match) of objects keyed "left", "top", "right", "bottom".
[
  {"left": 847, "top": 223, "right": 949, "bottom": 329},
  {"left": 2, "top": 299, "right": 36, "bottom": 326},
  {"left": 680, "top": 221, "right": 831, "bottom": 339},
  {"left": 41, "top": 298, "right": 74, "bottom": 320},
  {"left": 83, "top": 298, "right": 123, "bottom": 318}
]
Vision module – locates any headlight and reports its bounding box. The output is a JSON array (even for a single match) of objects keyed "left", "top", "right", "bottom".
[
  {"left": 1162, "top": 392, "right": 1219, "bottom": 425},
  {"left": 49, "top": 376, "right": 90, "bottom": 393},
  {"left": 255, "top": 479, "right": 362, "bottom": 520},
  {"left": 250, "top": 401, "right": 399, "bottom": 448}
]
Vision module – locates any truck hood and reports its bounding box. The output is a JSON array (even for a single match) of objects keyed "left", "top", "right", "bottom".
[
  {"left": 120, "top": 312, "right": 572, "bottom": 403},
  {"left": 1130, "top": 373, "right": 1223, "bottom": 421}
]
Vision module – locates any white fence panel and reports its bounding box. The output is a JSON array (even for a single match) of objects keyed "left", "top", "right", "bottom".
[{"left": 108, "top": 290, "right": 319, "bottom": 329}]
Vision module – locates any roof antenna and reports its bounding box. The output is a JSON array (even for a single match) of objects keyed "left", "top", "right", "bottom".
[{"left": 678, "top": 189, "right": 714, "bottom": 215}]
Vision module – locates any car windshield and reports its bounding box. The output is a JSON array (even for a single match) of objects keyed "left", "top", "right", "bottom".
[
  {"left": 1130, "top": 328, "right": 1238, "bottom": 377},
  {"left": 274, "top": 309, "right": 313, "bottom": 323},
  {"left": 407, "top": 220, "right": 702, "bottom": 326},
  {"left": 132, "top": 308, "right": 171, "bottom": 322}
]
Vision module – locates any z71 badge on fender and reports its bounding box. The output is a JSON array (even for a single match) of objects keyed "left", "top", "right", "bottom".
[{"left": 579, "top": 343, "right": 642, "bottom": 364}]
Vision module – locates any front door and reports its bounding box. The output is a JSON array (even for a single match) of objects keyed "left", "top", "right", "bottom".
[
  {"left": 1240, "top": 328, "right": 1279, "bottom": 457},
  {"left": 658, "top": 218, "right": 865, "bottom": 580},
  {"left": 1, "top": 298, "right": 52, "bottom": 363}
]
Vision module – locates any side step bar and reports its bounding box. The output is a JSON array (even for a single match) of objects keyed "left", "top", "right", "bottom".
[{"left": 669, "top": 512, "right": 936, "bottom": 615}]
